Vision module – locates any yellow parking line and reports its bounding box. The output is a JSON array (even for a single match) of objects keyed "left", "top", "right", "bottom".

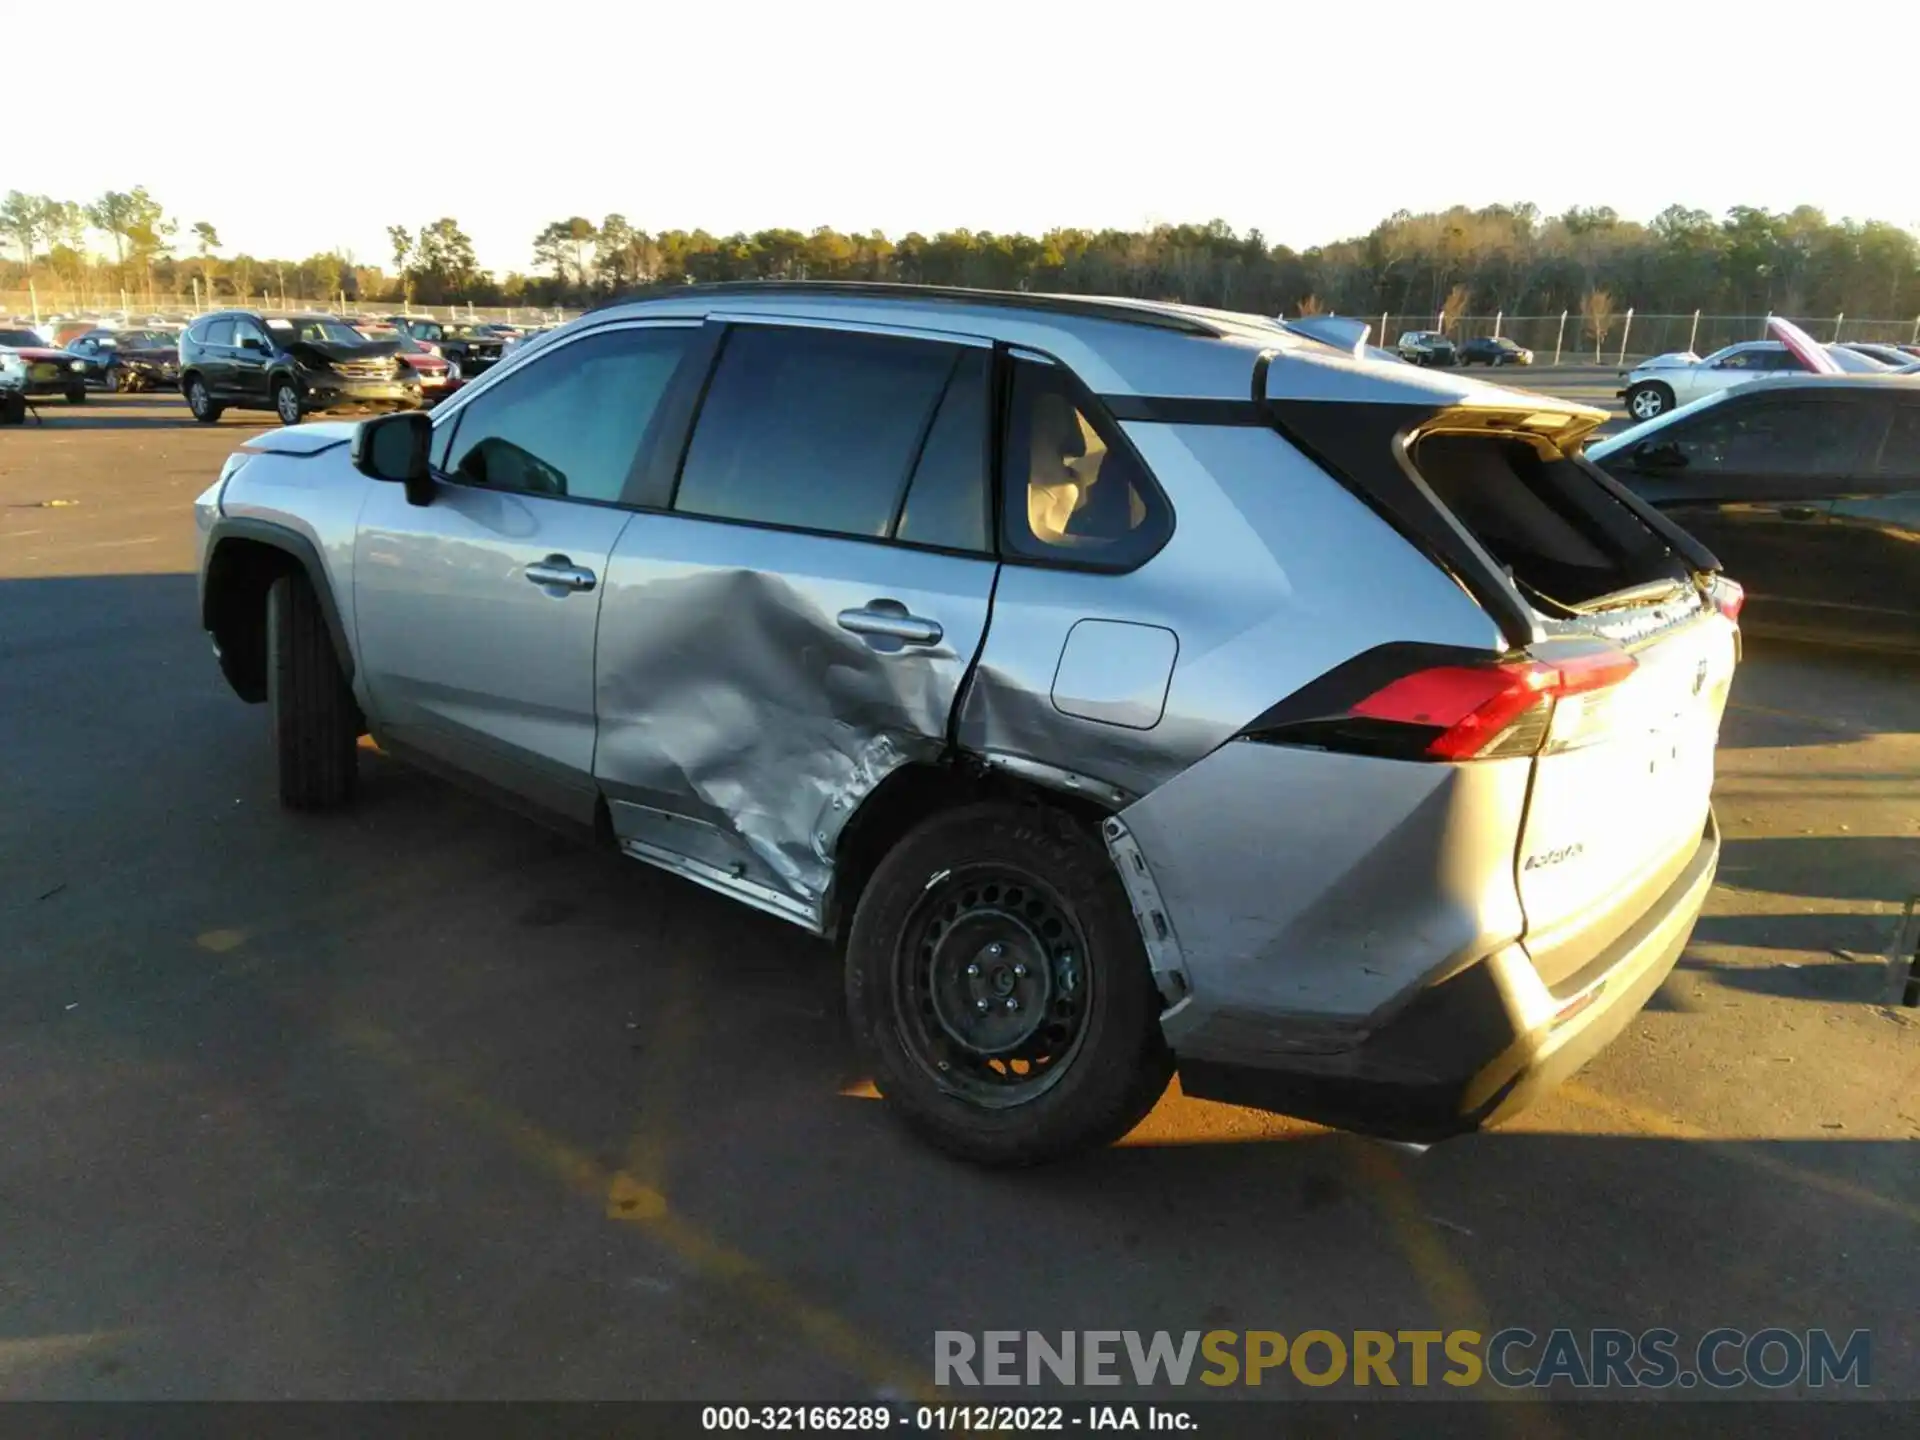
[
  {"left": 1349, "top": 1142, "right": 1557, "bottom": 1430},
  {"left": 334, "top": 1019, "right": 930, "bottom": 1401},
  {"left": 0, "top": 1331, "right": 127, "bottom": 1393},
  {"left": 1556, "top": 1082, "right": 1919, "bottom": 1226}
]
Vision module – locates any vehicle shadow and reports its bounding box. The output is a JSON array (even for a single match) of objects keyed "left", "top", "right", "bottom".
[
  {"left": 1715, "top": 834, "right": 1920, "bottom": 906},
  {"left": 1719, "top": 638, "right": 1920, "bottom": 750}
]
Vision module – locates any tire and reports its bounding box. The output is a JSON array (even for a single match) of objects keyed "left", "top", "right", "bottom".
[
  {"left": 845, "top": 802, "right": 1174, "bottom": 1166},
  {"left": 65, "top": 385, "right": 86, "bottom": 404},
  {"left": 266, "top": 572, "right": 358, "bottom": 810},
  {"left": 1, "top": 393, "right": 23, "bottom": 426},
  {"left": 1625, "top": 381, "right": 1674, "bottom": 421},
  {"left": 186, "top": 376, "right": 223, "bottom": 423},
  {"left": 104, "top": 366, "right": 121, "bottom": 393},
  {"left": 273, "top": 379, "right": 303, "bottom": 427}
]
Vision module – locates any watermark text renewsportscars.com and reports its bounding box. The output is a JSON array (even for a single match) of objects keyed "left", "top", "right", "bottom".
[{"left": 934, "top": 1328, "right": 1871, "bottom": 1391}]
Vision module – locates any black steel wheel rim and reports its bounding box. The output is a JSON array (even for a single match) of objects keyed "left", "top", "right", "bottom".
[{"left": 892, "top": 863, "right": 1093, "bottom": 1109}]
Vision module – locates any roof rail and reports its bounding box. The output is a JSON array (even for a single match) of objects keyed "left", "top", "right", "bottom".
[{"left": 588, "top": 280, "right": 1225, "bottom": 338}]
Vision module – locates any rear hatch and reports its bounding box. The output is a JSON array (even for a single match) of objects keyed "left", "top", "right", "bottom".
[{"left": 1270, "top": 382, "right": 1736, "bottom": 986}]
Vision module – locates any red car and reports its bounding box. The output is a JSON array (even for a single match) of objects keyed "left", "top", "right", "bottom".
[
  {"left": 0, "top": 326, "right": 90, "bottom": 402},
  {"left": 356, "top": 323, "right": 460, "bottom": 403}
]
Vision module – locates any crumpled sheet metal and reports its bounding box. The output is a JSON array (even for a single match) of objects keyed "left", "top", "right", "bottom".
[{"left": 593, "top": 560, "right": 976, "bottom": 921}]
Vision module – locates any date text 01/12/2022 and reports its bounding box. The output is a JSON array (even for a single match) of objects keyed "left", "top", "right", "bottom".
[{"left": 700, "top": 1405, "right": 1194, "bottom": 1431}]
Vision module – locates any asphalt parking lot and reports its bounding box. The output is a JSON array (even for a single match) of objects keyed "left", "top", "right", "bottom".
[{"left": 2, "top": 390, "right": 1916, "bottom": 1411}]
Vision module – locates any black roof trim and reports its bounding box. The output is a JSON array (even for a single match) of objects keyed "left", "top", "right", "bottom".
[{"left": 589, "top": 281, "right": 1225, "bottom": 338}]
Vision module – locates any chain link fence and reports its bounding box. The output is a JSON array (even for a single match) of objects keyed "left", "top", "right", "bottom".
[{"left": 1366, "top": 311, "right": 1920, "bottom": 364}]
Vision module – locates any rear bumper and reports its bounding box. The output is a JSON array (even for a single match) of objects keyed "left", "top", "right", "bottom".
[{"left": 1176, "top": 812, "right": 1719, "bottom": 1140}]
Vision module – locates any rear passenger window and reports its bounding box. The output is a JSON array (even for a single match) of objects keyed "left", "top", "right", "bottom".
[
  {"left": 201, "top": 319, "right": 234, "bottom": 346},
  {"left": 440, "top": 325, "right": 690, "bottom": 503},
  {"left": 673, "top": 325, "right": 957, "bottom": 537},
  {"left": 897, "top": 349, "right": 990, "bottom": 551},
  {"left": 1001, "top": 359, "right": 1170, "bottom": 567}
]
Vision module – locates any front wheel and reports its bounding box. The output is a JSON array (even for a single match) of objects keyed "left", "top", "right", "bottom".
[
  {"left": 186, "top": 377, "right": 223, "bottom": 423},
  {"left": 273, "top": 379, "right": 303, "bottom": 427},
  {"left": 845, "top": 802, "right": 1174, "bottom": 1166},
  {"left": 1625, "top": 381, "right": 1674, "bottom": 421},
  {"left": 104, "top": 366, "right": 121, "bottom": 393},
  {"left": 266, "top": 572, "right": 359, "bottom": 810},
  {"left": 65, "top": 385, "right": 86, "bottom": 404}
]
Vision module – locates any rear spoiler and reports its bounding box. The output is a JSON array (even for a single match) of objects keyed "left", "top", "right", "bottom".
[{"left": 1277, "top": 315, "right": 1371, "bottom": 358}]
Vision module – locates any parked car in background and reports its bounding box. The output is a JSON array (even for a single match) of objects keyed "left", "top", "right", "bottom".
[
  {"left": 1396, "top": 330, "right": 1458, "bottom": 366},
  {"left": 497, "top": 326, "right": 555, "bottom": 360},
  {"left": 1590, "top": 374, "right": 1920, "bottom": 652},
  {"left": 178, "top": 311, "right": 421, "bottom": 425},
  {"left": 1618, "top": 340, "right": 1889, "bottom": 421},
  {"left": 386, "top": 328, "right": 460, "bottom": 402},
  {"left": 0, "top": 326, "right": 89, "bottom": 402},
  {"left": 1458, "top": 335, "right": 1534, "bottom": 366},
  {"left": 0, "top": 349, "right": 28, "bottom": 423},
  {"left": 1837, "top": 342, "right": 1915, "bottom": 370},
  {"left": 67, "top": 327, "right": 182, "bottom": 392},
  {"left": 383, "top": 316, "right": 507, "bottom": 379},
  {"left": 195, "top": 281, "right": 1736, "bottom": 1165}
]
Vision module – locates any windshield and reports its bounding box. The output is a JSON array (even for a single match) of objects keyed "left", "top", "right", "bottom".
[
  {"left": 270, "top": 318, "right": 372, "bottom": 346},
  {"left": 0, "top": 329, "right": 44, "bottom": 347}
]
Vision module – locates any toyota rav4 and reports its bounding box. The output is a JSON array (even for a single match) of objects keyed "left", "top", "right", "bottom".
[{"left": 194, "top": 282, "right": 1738, "bottom": 1166}]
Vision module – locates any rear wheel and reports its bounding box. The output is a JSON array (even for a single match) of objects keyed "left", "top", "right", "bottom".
[
  {"left": 1626, "top": 381, "right": 1674, "bottom": 421},
  {"left": 273, "top": 379, "right": 303, "bottom": 427},
  {"left": 65, "top": 385, "right": 86, "bottom": 404},
  {"left": 186, "top": 376, "right": 223, "bottom": 423},
  {"left": 266, "top": 572, "right": 358, "bottom": 810},
  {"left": 1, "top": 392, "right": 24, "bottom": 425},
  {"left": 845, "top": 802, "right": 1173, "bottom": 1166}
]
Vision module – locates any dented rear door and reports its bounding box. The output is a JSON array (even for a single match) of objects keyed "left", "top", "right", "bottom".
[{"left": 592, "top": 321, "right": 997, "bottom": 926}]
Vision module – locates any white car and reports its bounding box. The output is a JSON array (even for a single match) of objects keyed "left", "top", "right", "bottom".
[{"left": 1619, "top": 340, "right": 1888, "bottom": 420}]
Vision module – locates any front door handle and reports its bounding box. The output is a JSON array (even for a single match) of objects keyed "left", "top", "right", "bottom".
[
  {"left": 1778, "top": 505, "right": 1822, "bottom": 522},
  {"left": 525, "top": 554, "right": 597, "bottom": 593},
  {"left": 837, "top": 600, "right": 943, "bottom": 647}
]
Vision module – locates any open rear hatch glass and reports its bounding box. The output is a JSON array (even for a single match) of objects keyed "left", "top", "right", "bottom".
[{"left": 1262, "top": 389, "right": 1735, "bottom": 986}]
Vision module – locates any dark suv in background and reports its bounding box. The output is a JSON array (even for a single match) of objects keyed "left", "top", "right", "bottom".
[{"left": 178, "top": 311, "right": 421, "bottom": 425}]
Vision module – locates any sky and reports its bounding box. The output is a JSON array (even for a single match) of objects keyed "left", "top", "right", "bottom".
[{"left": 12, "top": 1, "right": 1915, "bottom": 276}]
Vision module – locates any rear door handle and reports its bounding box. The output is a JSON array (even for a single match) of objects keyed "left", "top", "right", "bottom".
[
  {"left": 837, "top": 600, "right": 943, "bottom": 647},
  {"left": 525, "top": 554, "right": 597, "bottom": 593},
  {"left": 1778, "top": 505, "right": 1822, "bottom": 522}
]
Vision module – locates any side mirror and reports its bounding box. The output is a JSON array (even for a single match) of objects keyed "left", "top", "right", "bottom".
[
  {"left": 239, "top": 336, "right": 267, "bottom": 353},
  {"left": 352, "top": 410, "right": 435, "bottom": 507}
]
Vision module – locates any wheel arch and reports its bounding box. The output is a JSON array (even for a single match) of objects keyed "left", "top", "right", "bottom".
[
  {"left": 822, "top": 756, "right": 1119, "bottom": 943},
  {"left": 203, "top": 519, "right": 354, "bottom": 703}
]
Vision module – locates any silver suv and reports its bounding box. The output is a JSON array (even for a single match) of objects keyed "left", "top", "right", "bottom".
[{"left": 195, "top": 283, "right": 1738, "bottom": 1165}]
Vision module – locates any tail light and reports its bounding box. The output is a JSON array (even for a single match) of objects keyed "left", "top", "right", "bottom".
[
  {"left": 1350, "top": 649, "right": 1637, "bottom": 760},
  {"left": 1709, "top": 576, "right": 1744, "bottom": 623},
  {"left": 1243, "top": 643, "right": 1638, "bottom": 763}
]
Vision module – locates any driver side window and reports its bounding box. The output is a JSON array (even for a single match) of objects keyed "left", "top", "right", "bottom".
[
  {"left": 437, "top": 325, "right": 692, "bottom": 504},
  {"left": 231, "top": 319, "right": 267, "bottom": 351}
]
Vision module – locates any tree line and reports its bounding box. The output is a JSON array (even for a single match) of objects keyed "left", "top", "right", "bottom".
[{"left": 5, "top": 187, "right": 1918, "bottom": 322}]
